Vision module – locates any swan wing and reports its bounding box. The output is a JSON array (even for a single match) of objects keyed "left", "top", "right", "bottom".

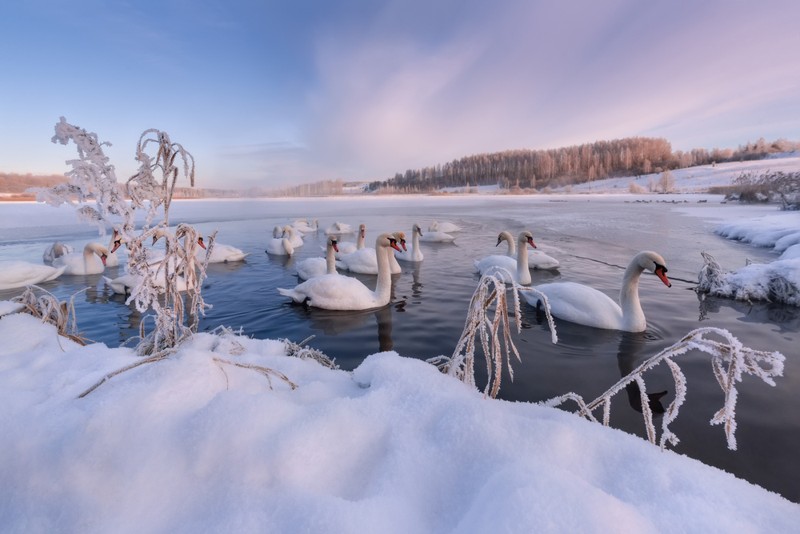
[{"left": 527, "top": 282, "right": 623, "bottom": 330}]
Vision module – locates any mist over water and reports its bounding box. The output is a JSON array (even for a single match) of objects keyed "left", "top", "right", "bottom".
[{"left": 1, "top": 196, "right": 797, "bottom": 501}]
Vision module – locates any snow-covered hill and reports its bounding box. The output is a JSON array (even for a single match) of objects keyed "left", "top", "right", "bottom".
[{"left": 553, "top": 152, "right": 800, "bottom": 194}]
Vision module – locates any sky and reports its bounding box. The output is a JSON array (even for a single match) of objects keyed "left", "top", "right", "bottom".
[{"left": 1, "top": 0, "right": 799, "bottom": 190}]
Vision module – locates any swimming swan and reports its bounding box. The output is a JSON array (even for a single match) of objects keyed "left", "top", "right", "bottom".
[
  {"left": 497, "top": 230, "right": 560, "bottom": 270},
  {"left": 522, "top": 250, "right": 672, "bottom": 332},
  {"left": 42, "top": 242, "right": 74, "bottom": 263},
  {"left": 473, "top": 230, "right": 536, "bottom": 285},
  {"left": 335, "top": 223, "right": 366, "bottom": 257},
  {"left": 394, "top": 223, "right": 424, "bottom": 262},
  {"left": 278, "top": 233, "right": 402, "bottom": 310},
  {"left": 53, "top": 242, "right": 109, "bottom": 275},
  {"left": 0, "top": 261, "right": 66, "bottom": 290},
  {"left": 296, "top": 236, "right": 339, "bottom": 280}
]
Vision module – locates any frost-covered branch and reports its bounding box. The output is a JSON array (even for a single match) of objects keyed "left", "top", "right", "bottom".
[
  {"left": 126, "top": 128, "right": 195, "bottom": 228},
  {"left": 428, "top": 272, "right": 557, "bottom": 398},
  {"left": 13, "top": 285, "right": 88, "bottom": 346},
  {"left": 544, "top": 327, "right": 785, "bottom": 451},
  {"left": 35, "top": 117, "right": 134, "bottom": 234}
]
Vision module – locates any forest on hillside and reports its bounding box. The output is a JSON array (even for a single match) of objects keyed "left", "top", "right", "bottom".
[{"left": 367, "top": 137, "right": 800, "bottom": 193}]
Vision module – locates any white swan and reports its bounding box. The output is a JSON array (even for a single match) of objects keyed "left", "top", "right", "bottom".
[
  {"left": 265, "top": 228, "right": 294, "bottom": 256},
  {"left": 272, "top": 225, "right": 283, "bottom": 239},
  {"left": 394, "top": 223, "right": 424, "bottom": 262},
  {"left": 521, "top": 251, "right": 672, "bottom": 332},
  {"left": 278, "top": 233, "right": 401, "bottom": 310},
  {"left": 0, "top": 261, "right": 66, "bottom": 290},
  {"left": 497, "top": 230, "right": 560, "bottom": 270},
  {"left": 429, "top": 220, "right": 462, "bottom": 233},
  {"left": 283, "top": 225, "right": 304, "bottom": 248},
  {"left": 336, "top": 228, "right": 402, "bottom": 275},
  {"left": 325, "top": 221, "right": 354, "bottom": 235},
  {"left": 293, "top": 218, "right": 319, "bottom": 234},
  {"left": 195, "top": 237, "right": 249, "bottom": 263},
  {"left": 42, "top": 242, "right": 74, "bottom": 263},
  {"left": 296, "top": 237, "right": 339, "bottom": 281},
  {"left": 53, "top": 242, "right": 109, "bottom": 275},
  {"left": 335, "top": 223, "right": 367, "bottom": 257},
  {"left": 420, "top": 228, "right": 456, "bottom": 243},
  {"left": 473, "top": 231, "right": 536, "bottom": 285}
]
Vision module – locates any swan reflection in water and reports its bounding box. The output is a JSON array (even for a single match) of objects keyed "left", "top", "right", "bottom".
[
  {"left": 285, "top": 302, "right": 395, "bottom": 352},
  {"left": 616, "top": 332, "right": 668, "bottom": 415}
]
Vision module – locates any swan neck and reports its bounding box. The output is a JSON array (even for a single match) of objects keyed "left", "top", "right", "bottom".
[
  {"left": 374, "top": 243, "right": 392, "bottom": 303},
  {"left": 516, "top": 239, "right": 531, "bottom": 285},
  {"left": 620, "top": 261, "right": 645, "bottom": 330},
  {"left": 357, "top": 231, "right": 365, "bottom": 249},
  {"left": 326, "top": 244, "right": 337, "bottom": 273}
]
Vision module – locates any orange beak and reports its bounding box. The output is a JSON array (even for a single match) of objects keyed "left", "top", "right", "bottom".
[
  {"left": 390, "top": 240, "right": 402, "bottom": 252},
  {"left": 100, "top": 254, "right": 108, "bottom": 266},
  {"left": 655, "top": 267, "right": 672, "bottom": 287},
  {"left": 332, "top": 242, "right": 339, "bottom": 253},
  {"left": 197, "top": 237, "right": 206, "bottom": 250},
  {"left": 110, "top": 239, "right": 122, "bottom": 253},
  {"left": 527, "top": 237, "right": 537, "bottom": 249}
]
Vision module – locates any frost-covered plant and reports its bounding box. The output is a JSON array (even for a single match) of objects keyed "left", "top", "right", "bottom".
[
  {"left": 428, "top": 272, "right": 557, "bottom": 398},
  {"left": 126, "top": 128, "right": 195, "bottom": 228},
  {"left": 37, "top": 117, "right": 133, "bottom": 234},
  {"left": 39, "top": 118, "right": 212, "bottom": 357},
  {"left": 544, "top": 327, "right": 785, "bottom": 451},
  {"left": 13, "top": 285, "right": 87, "bottom": 346}
]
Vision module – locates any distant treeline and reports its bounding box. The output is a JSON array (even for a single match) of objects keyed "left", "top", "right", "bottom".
[{"left": 367, "top": 137, "right": 800, "bottom": 193}]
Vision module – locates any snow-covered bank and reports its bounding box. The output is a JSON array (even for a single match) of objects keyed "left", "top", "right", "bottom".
[{"left": 0, "top": 312, "right": 798, "bottom": 532}]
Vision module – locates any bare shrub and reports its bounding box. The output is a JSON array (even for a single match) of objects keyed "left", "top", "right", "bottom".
[{"left": 628, "top": 182, "right": 647, "bottom": 194}]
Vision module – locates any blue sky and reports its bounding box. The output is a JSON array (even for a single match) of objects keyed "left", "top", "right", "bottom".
[{"left": 1, "top": 0, "right": 798, "bottom": 189}]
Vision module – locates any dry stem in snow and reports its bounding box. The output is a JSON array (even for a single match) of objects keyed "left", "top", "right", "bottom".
[
  {"left": 428, "top": 272, "right": 558, "bottom": 399},
  {"left": 12, "top": 285, "right": 87, "bottom": 346}
]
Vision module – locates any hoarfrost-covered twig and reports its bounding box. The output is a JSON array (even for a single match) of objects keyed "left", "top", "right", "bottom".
[
  {"left": 544, "top": 327, "right": 784, "bottom": 451},
  {"left": 282, "top": 336, "right": 338, "bottom": 369},
  {"left": 428, "top": 272, "right": 557, "bottom": 398}
]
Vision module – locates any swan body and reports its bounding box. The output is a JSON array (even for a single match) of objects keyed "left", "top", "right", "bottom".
[
  {"left": 429, "top": 220, "right": 462, "bottom": 233},
  {"left": 0, "top": 261, "right": 66, "bottom": 290},
  {"left": 420, "top": 230, "right": 456, "bottom": 243},
  {"left": 497, "top": 230, "right": 560, "bottom": 270},
  {"left": 43, "top": 242, "right": 74, "bottom": 263},
  {"left": 196, "top": 241, "right": 249, "bottom": 263},
  {"left": 293, "top": 219, "right": 319, "bottom": 234},
  {"left": 473, "top": 231, "right": 536, "bottom": 285},
  {"left": 523, "top": 251, "right": 672, "bottom": 332},
  {"left": 278, "top": 233, "right": 401, "bottom": 310},
  {"left": 296, "top": 237, "right": 339, "bottom": 280},
  {"left": 283, "top": 225, "right": 304, "bottom": 248},
  {"left": 53, "top": 243, "right": 109, "bottom": 275},
  {"left": 334, "top": 224, "right": 367, "bottom": 257},
  {"left": 265, "top": 228, "right": 294, "bottom": 256},
  {"left": 325, "top": 222, "right": 354, "bottom": 235},
  {"left": 395, "top": 223, "right": 424, "bottom": 262},
  {"left": 103, "top": 268, "right": 194, "bottom": 295}
]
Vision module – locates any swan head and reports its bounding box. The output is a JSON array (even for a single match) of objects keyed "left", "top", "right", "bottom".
[
  {"left": 519, "top": 230, "right": 537, "bottom": 249},
  {"left": 496, "top": 231, "right": 513, "bottom": 247},
  {"left": 380, "top": 233, "right": 403, "bottom": 252},
  {"left": 638, "top": 251, "right": 672, "bottom": 287},
  {"left": 359, "top": 224, "right": 366, "bottom": 238},
  {"left": 88, "top": 243, "right": 110, "bottom": 266},
  {"left": 413, "top": 223, "right": 423, "bottom": 236},
  {"left": 328, "top": 236, "right": 339, "bottom": 253},
  {"left": 392, "top": 232, "right": 408, "bottom": 251}
]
